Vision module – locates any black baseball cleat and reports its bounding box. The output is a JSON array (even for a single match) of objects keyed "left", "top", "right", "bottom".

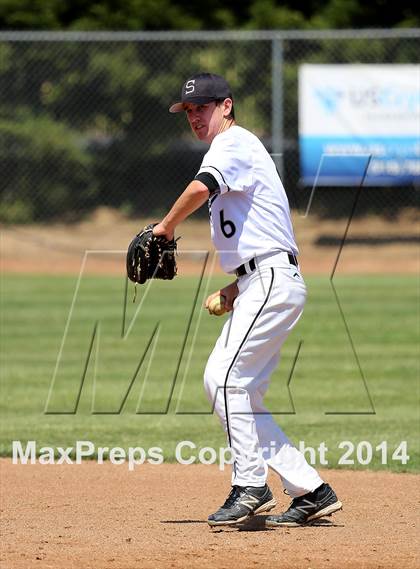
[
  {"left": 266, "top": 483, "right": 342, "bottom": 527},
  {"left": 208, "top": 484, "right": 277, "bottom": 526}
]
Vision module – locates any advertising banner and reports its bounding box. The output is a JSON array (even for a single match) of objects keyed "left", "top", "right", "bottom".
[{"left": 299, "top": 64, "right": 420, "bottom": 185}]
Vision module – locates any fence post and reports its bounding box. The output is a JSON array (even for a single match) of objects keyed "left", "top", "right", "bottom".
[{"left": 271, "top": 37, "right": 284, "bottom": 179}]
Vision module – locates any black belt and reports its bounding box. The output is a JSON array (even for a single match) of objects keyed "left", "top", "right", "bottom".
[{"left": 235, "top": 253, "right": 298, "bottom": 277}]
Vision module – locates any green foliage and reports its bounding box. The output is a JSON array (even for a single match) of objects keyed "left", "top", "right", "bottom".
[
  {"left": 0, "top": 0, "right": 419, "bottom": 30},
  {"left": 41, "top": 44, "right": 147, "bottom": 130},
  {"left": 67, "top": 0, "right": 201, "bottom": 31},
  {"left": 315, "top": 0, "right": 364, "bottom": 29},
  {"left": 0, "top": 0, "right": 62, "bottom": 29},
  {"left": 247, "top": 0, "right": 308, "bottom": 30},
  {"left": 0, "top": 113, "right": 97, "bottom": 222},
  {"left": 0, "top": 33, "right": 417, "bottom": 222},
  {"left": 0, "top": 39, "right": 274, "bottom": 220},
  {"left": 0, "top": 5, "right": 418, "bottom": 222}
]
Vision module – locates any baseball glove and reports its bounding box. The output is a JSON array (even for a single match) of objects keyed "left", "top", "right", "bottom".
[{"left": 126, "top": 223, "right": 178, "bottom": 285}]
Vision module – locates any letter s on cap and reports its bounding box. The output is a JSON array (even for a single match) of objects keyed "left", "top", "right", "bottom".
[{"left": 185, "top": 80, "right": 195, "bottom": 94}]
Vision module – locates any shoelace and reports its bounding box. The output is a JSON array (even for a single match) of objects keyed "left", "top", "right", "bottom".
[
  {"left": 221, "top": 486, "right": 242, "bottom": 508},
  {"left": 287, "top": 497, "right": 299, "bottom": 511},
  {"left": 288, "top": 491, "right": 322, "bottom": 513},
  {"left": 286, "top": 493, "right": 311, "bottom": 512}
]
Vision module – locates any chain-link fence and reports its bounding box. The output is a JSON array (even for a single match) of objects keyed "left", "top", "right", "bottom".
[{"left": 0, "top": 29, "right": 419, "bottom": 223}]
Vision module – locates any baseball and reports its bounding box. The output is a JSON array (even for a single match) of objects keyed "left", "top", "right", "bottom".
[{"left": 208, "top": 294, "right": 227, "bottom": 316}]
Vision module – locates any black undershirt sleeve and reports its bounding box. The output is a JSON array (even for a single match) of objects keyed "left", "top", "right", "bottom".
[{"left": 194, "top": 172, "right": 220, "bottom": 194}]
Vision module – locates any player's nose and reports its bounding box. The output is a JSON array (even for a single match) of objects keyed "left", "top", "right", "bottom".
[{"left": 190, "top": 116, "right": 200, "bottom": 127}]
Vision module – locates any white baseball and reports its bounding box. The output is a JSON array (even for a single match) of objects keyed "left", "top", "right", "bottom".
[{"left": 208, "top": 294, "right": 227, "bottom": 316}]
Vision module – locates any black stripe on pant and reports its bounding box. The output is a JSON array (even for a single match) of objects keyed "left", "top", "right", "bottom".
[{"left": 223, "top": 268, "right": 275, "bottom": 478}]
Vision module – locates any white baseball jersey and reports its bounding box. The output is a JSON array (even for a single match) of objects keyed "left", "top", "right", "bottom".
[{"left": 197, "top": 125, "right": 298, "bottom": 273}]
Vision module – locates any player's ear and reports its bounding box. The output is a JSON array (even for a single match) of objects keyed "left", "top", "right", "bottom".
[{"left": 222, "top": 98, "right": 233, "bottom": 118}]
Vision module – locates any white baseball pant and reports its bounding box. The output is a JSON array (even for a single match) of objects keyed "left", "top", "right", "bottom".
[{"left": 204, "top": 252, "right": 323, "bottom": 497}]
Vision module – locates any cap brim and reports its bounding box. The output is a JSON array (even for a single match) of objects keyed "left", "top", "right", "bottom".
[
  {"left": 169, "top": 102, "right": 185, "bottom": 113},
  {"left": 169, "top": 96, "right": 222, "bottom": 113}
]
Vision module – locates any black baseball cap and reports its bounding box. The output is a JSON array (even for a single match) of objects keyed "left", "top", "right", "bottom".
[{"left": 169, "top": 72, "right": 233, "bottom": 113}]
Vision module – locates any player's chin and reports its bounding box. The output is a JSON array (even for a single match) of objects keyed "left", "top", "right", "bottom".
[{"left": 194, "top": 128, "right": 209, "bottom": 141}]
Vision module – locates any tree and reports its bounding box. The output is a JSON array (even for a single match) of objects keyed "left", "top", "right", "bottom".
[{"left": 0, "top": 0, "right": 418, "bottom": 31}]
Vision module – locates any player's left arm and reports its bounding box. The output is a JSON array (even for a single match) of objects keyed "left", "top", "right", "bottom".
[{"left": 153, "top": 180, "right": 209, "bottom": 240}]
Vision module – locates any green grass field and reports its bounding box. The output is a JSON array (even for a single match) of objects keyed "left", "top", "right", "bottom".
[{"left": 1, "top": 272, "right": 418, "bottom": 471}]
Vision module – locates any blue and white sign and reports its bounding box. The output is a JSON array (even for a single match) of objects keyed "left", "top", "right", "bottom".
[{"left": 299, "top": 64, "right": 420, "bottom": 185}]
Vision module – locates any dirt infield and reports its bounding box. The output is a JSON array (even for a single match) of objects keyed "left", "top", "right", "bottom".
[
  {"left": 1, "top": 460, "right": 418, "bottom": 569},
  {"left": 1, "top": 207, "right": 419, "bottom": 275}
]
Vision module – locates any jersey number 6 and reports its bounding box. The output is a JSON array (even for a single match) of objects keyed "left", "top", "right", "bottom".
[{"left": 220, "top": 209, "right": 236, "bottom": 238}]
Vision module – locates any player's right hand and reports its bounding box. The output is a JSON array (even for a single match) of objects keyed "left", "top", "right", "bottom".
[{"left": 205, "top": 281, "right": 238, "bottom": 312}]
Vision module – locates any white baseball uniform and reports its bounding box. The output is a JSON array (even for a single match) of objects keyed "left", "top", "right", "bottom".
[{"left": 197, "top": 125, "right": 323, "bottom": 497}]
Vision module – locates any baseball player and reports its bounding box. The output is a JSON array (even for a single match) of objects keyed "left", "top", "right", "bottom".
[{"left": 153, "top": 73, "right": 342, "bottom": 527}]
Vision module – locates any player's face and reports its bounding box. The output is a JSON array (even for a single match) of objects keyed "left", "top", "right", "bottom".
[{"left": 184, "top": 101, "right": 225, "bottom": 143}]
